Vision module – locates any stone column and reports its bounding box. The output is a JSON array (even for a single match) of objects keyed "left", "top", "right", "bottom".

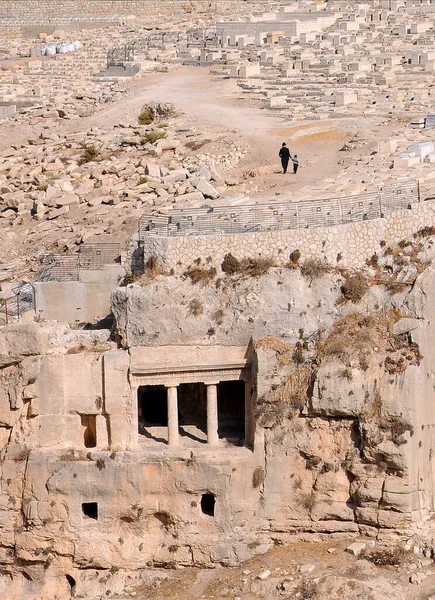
[
  {"left": 206, "top": 382, "right": 219, "bottom": 446},
  {"left": 245, "top": 380, "right": 255, "bottom": 448},
  {"left": 129, "top": 385, "right": 139, "bottom": 450},
  {"left": 166, "top": 385, "right": 179, "bottom": 447}
]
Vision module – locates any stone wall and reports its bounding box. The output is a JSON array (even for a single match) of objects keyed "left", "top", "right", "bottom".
[
  {"left": 0, "top": 0, "right": 264, "bottom": 20},
  {"left": 140, "top": 201, "right": 435, "bottom": 273},
  {"left": 33, "top": 264, "right": 125, "bottom": 325}
]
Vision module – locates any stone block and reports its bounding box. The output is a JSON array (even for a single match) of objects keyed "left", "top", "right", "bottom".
[
  {"left": 377, "top": 138, "right": 398, "bottom": 154},
  {"left": 346, "top": 542, "right": 366, "bottom": 556},
  {"left": 39, "top": 415, "right": 64, "bottom": 447},
  {"left": 103, "top": 351, "right": 130, "bottom": 414}
]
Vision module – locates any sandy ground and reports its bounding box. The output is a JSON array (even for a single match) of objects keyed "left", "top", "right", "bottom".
[{"left": 124, "top": 539, "right": 435, "bottom": 600}]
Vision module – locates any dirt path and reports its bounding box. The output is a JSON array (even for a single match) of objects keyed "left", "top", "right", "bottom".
[{"left": 0, "top": 66, "right": 354, "bottom": 198}]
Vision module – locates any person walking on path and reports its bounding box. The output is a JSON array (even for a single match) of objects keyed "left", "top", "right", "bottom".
[
  {"left": 292, "top": 154, "right": 299, "bottom": 174},
  {"left": 279, "top": 142, "right": 291, "bottom": 174}
]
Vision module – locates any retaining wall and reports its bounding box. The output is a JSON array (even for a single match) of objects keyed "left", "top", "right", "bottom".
[
  {"left": 0, "top": 0, "right": 265, "bottom": 20},
  {"left": 140, "top": 201, "right": 435, "bottom": 273}
]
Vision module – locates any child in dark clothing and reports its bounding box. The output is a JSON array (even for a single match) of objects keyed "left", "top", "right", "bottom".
[{"left": 292, "top": 154, "right": 299, "bottom": 174}]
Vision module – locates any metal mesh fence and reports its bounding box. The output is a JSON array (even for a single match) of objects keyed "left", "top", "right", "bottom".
[
  {"left": 38, "top": 243, "right": 120, "bottom": 282},
  {"left": 78, "top": 243, "right": 120, "bottom": 270},
  {"left": 138, "top": 180, "right": 421, "bottom": 241}
]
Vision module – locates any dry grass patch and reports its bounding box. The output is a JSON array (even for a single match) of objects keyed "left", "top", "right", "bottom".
[
  {"left": 414, "top": 225, "right": 435, "bottom": 239},
  {"left": 379, "top": 416, "right": 414, "bottom": 445},
  {"left": 362, "top": 547, "right": 406, "bottom": 566},
  {"left": 317, "top": 311, "right": 401, "bottom": 369},
  {"left": 144, "top": 255, "right": 164, "bottom": 279},
  {"left": 340, "top": 273, "right": 369, "bottom": 303},
  {"left": 188, "top": 299, "right": 203, "bottom": 316},
  {"left": 253, "top": 336, "right": 292, "bottom": 365},
  {"left": 295, "top": 578, "right": 319, "bottom": 599},
  {"left": 183, "top": 266, "right": 216, "bottom": 286},
  {"left": 300, "top": 258, "right": 330, "bottom": 280},
  {"left": 221, "top": 253, "right": 275, "bottom": 277}
]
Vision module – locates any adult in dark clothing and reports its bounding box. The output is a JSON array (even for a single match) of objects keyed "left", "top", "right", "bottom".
[{"left": 279, "top": 142, "right": 291, "bottom": 174}]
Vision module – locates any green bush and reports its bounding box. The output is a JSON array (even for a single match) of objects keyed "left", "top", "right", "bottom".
[
  {"left": 141, "top": 130, "right": 167, "bottom": 144},
  {"left": 138, "top": 107, "right": 154, "bottom": 125}
]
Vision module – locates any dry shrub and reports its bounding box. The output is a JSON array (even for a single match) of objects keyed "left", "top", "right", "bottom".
[
  {"left": 414, "top": 225, "right": 435, "bottom": 239},
  {"left": 383, "top": 278, "right": 411, "bottom": 294},
  {"left": 221, "top": 252, "right": 240, "bottom": 275},
  {"left": 316, "top": 311, "right": 402, "bottom": 369},
  {"left": 379, "top": 416, "right": 414, "bottom": 445},
  {"left": 367, "top": 253, "right": 379, "bottom": 268},
  {"left": 253, "top": 336, "right": 292, "bottom": 365},
  {"left": 183, "top": 266, "right": 216, "bottom": 286},
  {"left": 340, "top": 273, "right": 369, "bottom": 303},
  {"left": 296, "top": 578, "right": 319, "bottom": 599},
  {"left": 120, "top": 272, "right": 141, "bottom": 286},
  {"left": 279, "top": 365, "right": 313, "bottom": 411},
  {"left": 188, "top": 299, "right": 203, "bottom": 316},
  {"left": 362, "top": 547, "right": 406, "bottom": 566},
  {"left": 300, "top": 258, "right": 329, "bottom": 280},
  {"left": 145, "top": 255, "right": 164, "bottom": 278},
  {"left": 221, "top": 253, "right": 274, "bottom": 277}
]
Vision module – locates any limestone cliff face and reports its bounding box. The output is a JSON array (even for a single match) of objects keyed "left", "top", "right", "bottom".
[
  {"left": 1, "top": 237, "right": 435, "bottom": 598},
  {"left": 111, "top": 237, "right": 435, "bottom": 534}
]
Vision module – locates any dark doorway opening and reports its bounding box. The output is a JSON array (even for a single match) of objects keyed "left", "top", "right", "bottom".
[
  {"left": 178, "top": 382, "right": 207, "bottom": 442},
  {"left": 81, "top": 415, "right": 97, "bottom": 448},
  {"left": 82, "top": 502, "right": 98, "bottom": 520},
  {"left": 138, "top": 385, "right": 168, "bottom": 426},
  {"left": 217, "top": 380, "right": 245, "bottom": 444},
  {"left": 201, "top": 493, "right": 215, "bottom": 517}
]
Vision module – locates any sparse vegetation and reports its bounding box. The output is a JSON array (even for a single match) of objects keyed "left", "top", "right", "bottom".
[
  {"left": 141, "top": 130, "right": 167, "bottom": 144},
  {"left": 138, "top": 107, "right": 154, "bottom": 125},
  {"left": 79, "top": 143, "right": 101, "bottom": 164},
  {"left": 183, "top": 266, "right": 217, "bottom": 286},
  {"left": 144, "top": 255, "right": 164, "bottom": 278},
  {"left": 253, "top": 336, "right": 292, "bottom": 365},
  {"left": 379, "top": 416, "right": 414, "bottom": 445},
  {"left": 188, "top": 298, "right": 203, "bottom": 316},
  {"left": 295, "top": 578, "right": 320, "bottom": 600},
  {"left": 414, "top": 225, "right": 435, "bottom": 239},
  {"left": 316, "top": 310, "right": 409, "bottom": 370},
  {"left": 362, "top": 547, "right": 406, "bottom": 566},
  {"left": 300, "top": 258, "right": 330, "bottom": 280},
  {"left": 340, "top": 273, "right": 369, "bottom": 303},
  {"left": 221, "top": 253, "right": 275, "bottom": 277},
  {"left": 137, "top": 176, "right": 150, "bottom": 186},
  {"left": 120, "top": 272, "right": 141, "bottom": 286}
]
